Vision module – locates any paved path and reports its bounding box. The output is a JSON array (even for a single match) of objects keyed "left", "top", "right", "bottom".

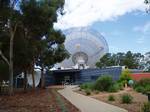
[{"left": 58, "top": 86, "right": 128, "bottom": 112}]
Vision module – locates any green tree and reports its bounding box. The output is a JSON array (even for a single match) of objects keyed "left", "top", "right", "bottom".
[
  {"left": 20, "top": 0, "right": 67, "bottom": 89},
  {"left": 0, "top": 0, "right": 21, "bottom": 94},
  {"left": 0, "top": 0, "right": 68, "bottom": 93},
  {"left": 120, "top": 69, "right": 132, "bottom": 84},
  {"left": 96, "top": 53, "right": 113, "bottom": 68}
]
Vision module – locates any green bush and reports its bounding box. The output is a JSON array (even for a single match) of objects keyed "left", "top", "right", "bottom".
[
  {"left": 80, "top": 82, "right": 94, "bottom": 90},
  {"left": 144, "top": 85, "right": 150, "bottom": 93},
  {"left": 120, "top": 69, "right": 132, "bottom": 82},
  {"left": 135, "top": 86, "right": 145, "bottom": 93},
  {"left": 138, "top": 78, "right": 150, "bottom": 87},
  {"left": 118, "top": 82, "right": 124, "bottom": 90},
  {"left": 141, "top": 102, "right": 150, "bottom": 112},
  {"left": 108, "top": 95, "right": 115, "bottom": 101},
  {"left": 108, "top": 83, "right": 120, "bottom": 92},
  {"left": 94, "top": 75, "right": 113, "bottom": 91},
  {"left": 85, "top": 89, "right": 91, "bottom": 95},
  {"left": 134, "top": 79, "right": 150, "bottom": 94},
  {"left": 121, "top": 93, "right": 133, "bottom": 104}
]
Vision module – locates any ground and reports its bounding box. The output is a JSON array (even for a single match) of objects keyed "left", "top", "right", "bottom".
[
  {"left": 77, "top": 88, "right": 148, "bottom": 112},
  {"left": 0, "top": 87, "right": 80, "bottom": 112}
]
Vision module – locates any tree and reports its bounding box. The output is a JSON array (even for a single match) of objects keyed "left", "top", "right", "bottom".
[
  {"left": 0, "top": 0, "right": 68, "bottom": 93},
  {"left": 96, "top": 51, "right": 143, "bottom": 69},
  {"left": 0, "top": 0, "right": 21, "bottom": 94},
  {"left": 123, "top": 51, "right": 136, "bottom": 69},
  {"left": 145, "top": 0, "right": 150, "bottom": 13},
  {"left": 20, "top": 0, "right": 67, "bottom": 89},
  {"left": 96, "top": 53, "right": 113, "bottom": 68},
  {"left": 35, "top": 29, "right": 69, "bottom": 88}
]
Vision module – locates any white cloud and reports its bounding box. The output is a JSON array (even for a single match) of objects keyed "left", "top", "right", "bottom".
[{"left": 54, "top": 0, "right": 146, "bottom": 29}]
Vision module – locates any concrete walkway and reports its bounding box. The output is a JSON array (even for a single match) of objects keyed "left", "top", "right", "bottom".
[{"left": 58, "top": 86, "right": 128, "bottom": 112}]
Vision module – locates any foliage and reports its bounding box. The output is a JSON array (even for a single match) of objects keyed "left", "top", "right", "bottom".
[
  {"left": 145, "top": 0, "right": 150, "bottom": 13},
  {"left": 96, "top": 51, "right": 144, "bottom": 69},
  {"left": 80, "top": 75, "right": 124, "bottom": 93},
  {"left": 96, "top": 53, "right": 113, "bottom": 68},
  {"left": 108, "top": 95, "right": 115, "bottom": 101},
  {"left": 0, "top": 61, "right": 9, "bottom": 81},
  {"left": 80, "top": 82, "right": 94, "bottom": 90},
  {"left": 141, "top": 102, "right": 150, "bottom": 112},
  {"left": 135, "top": 86, "right": 145, "bottom": 93},
  {"left": 0, "top": 0, "right": 68, "bottom": 91},
  {"left": 121, "top": 94, "right": 133, "bottom": 104},
  {"left": 138, "top": 78, "right": 150, "bottom": 87},
  {"left": 134, "top": 78, "right": 150, "bottom": 94},
  {"left": 85, "top": 89, "right": 91, "bottom": 95},
  {"left": 108, "top": 83, "right": 120, "bottom": 92},
  {"left": 94, "top": 75, "right": 114, "bottom": 91},
  {"left": 117, "top": 82, "right": 124, "bottom": 90},
  {"left": 120, "top": 69, "right": 132, "bottom": 83}
]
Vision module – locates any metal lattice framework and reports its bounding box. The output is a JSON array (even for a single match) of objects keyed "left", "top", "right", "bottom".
[{"left": 60, "top": 27, "right": 109, "bottom": 69}]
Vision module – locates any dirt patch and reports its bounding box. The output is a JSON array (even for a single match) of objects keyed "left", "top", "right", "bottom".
[
  {"left": 90, "top": 88, "right": 148, "bottom": 112},
  {"left": 0, "top": 88, "right": 80, "bottom": 112}
]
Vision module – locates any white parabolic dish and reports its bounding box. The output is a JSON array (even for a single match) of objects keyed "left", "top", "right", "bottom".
[{"left": 60, "top": 27, "right": 109, "bottom": 68}]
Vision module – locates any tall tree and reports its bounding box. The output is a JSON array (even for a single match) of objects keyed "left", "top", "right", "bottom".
[
  {"left": 0, "top": 0, "right": 68, "bottom": 93},
  {"left": 20, "top": 0, "right": 67, "bottom": 89},
  {"left": 0, "top": 0, "right": 21, "bottom": 94},
  {"left": 96, "top": 51, "right": 144, "bottom": 69}
]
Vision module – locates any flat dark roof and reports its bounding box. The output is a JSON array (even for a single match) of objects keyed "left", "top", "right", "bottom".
[{"left": 52, "top": 69, "right": 80, "bottom": 73}]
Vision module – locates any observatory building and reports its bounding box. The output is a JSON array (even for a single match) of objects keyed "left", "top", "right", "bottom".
[
  {"left": 58, "top": 27, "right": 109, "bottom": 69},
  {"left": 44, "top": 28, "right": 122, "bottom": 85}
]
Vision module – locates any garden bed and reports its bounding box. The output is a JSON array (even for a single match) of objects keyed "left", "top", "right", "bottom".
[
  {"left": 90, "top": 88, "right": 148, "bottom": 112},
  {"left": 0, "top": 88, "right": 80, "bottom": 112}
]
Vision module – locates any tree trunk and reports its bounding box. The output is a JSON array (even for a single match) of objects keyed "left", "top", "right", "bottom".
[
  {"left": 41, "top": 64, "right": 45, "bottom": 89},
  {"left": 9, "top": 32, "right": 14, "bottom": 95},
  {"left": 8, "top": 22, "right": 18, "bottom": 95},
  {"left": 31, "top": 61, "right": 35, "bottom": 90},
  {"left": 23, "top": 71, "right": 27, "bottom": 92}
]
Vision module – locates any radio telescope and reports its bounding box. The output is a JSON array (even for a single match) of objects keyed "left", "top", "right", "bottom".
[{"left": 60, "top": 27, "right": 109, "bottom": 69}]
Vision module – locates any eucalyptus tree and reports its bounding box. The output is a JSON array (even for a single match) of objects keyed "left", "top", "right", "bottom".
[
  {"left": 0, "top": 0, "right": 68, "bottom": 93},
  {"left": 20, "top": 0, "right": 67, "bottom": 89},
  {"left": 0, "top": 0, "right": 21, "bottom": 94}
]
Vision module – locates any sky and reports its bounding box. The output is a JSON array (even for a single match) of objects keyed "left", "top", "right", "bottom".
[{"left": 54, "top": 0, "right": 150, "bottom": 54}]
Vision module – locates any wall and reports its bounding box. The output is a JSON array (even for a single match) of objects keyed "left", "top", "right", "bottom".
[{"left": 45, "top": 67, "right": 122, "bottom": 86}]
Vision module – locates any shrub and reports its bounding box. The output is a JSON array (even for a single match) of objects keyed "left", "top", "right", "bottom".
[
  {"left": 108, "top": 83, "right": 120, "bottom": 92},
  {"left": 94, "top": 75, "right": 113, "bottom": 91},
  {"left": 118, "top": 82, "right": 124, "bottom": 90},
  {"left": 80, "top": 82, "right": 94, "bottom": 90},
  {"left": 141, "top": 102, "right": 150, "bottom": 112},
  {"left": 108, "top": 95, "right": 115, "bottom": 101},
  {"left": 145, "top": 85, "right": 150, "bottom": 93},
  {"left": 138, "top": 78, "right": 150, "bottom": 87},
  {"left": 135, "top": 86, "right": 145, "bottom": 93},
  {"left": 121, "top": 93, "right": 133, "bottom": 104},
  {"left": 120, "top": 69, "right": 132, "bottom": 82},
  {"left": 134, "top": 79, "right": 150, "bottom": 94},
  {"left": 85, "top": 89, "right": 91, "bottom": 95}
]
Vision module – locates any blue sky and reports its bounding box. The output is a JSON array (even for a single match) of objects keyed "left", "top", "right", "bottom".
[
  {"left": 54, "top": 0, "right": 150, "bottom": 54},
  {"left": 92, "top": 12, "right": 150, "bottom": 54}
]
